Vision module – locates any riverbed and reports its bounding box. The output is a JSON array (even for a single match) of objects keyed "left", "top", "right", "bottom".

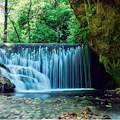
[{"left": 0, "top": 90, "right": 120, "bottom": 119}]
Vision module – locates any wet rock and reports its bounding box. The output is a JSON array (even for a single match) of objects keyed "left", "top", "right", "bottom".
[
  {"left": 57, "top": 106, "right": 113, "bottom": 120},
  {"left": 96, "top": 100, "right": 101, "bottom": 105},
  {"left": 83, "top": 107, "right": 92, "bottom": 114},
  {"left": 50, "top": 114, "right": 56, "bottom": 119},
  {"left": 0, "top": 75, "right": 15, "bottom": 93},
  {"left": 102, "top": 115, "right": 111, "bottom": 119},
  {"left": 79, "top": 113, "right": 85, "bottom": 119},
  {"left": 79, "top": 100, "right": 93, "bottom": 106},
  {"left": 0, "top": 116, "right": 5, "bottom": 119},
  {"left": 14, "top": 110, "right": 20, "bottom": 115},
  {"left": 54, "top": 99, "right": 61, "bottom": 104},
  {"left": 85, "top": 115, "right": 92, "bottom": 119},
  {"left": 58, "top": 115, "right": 66, "bottom": 119},
  {"left": 68, "top": 112, "right": 77, "bottom": 118},
  {"left": 106, "top": 105, "right": 112, "bottom": 108},
  {"left": 0, "top": 95, "right": 118, "bottom": 119},
  {"left": 68, "top": 0, "right": 120, "bottom": 87}
]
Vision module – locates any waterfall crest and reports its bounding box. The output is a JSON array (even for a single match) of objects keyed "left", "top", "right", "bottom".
[{"left": 0, "top": 44, "right": 91, "bottom": 92}]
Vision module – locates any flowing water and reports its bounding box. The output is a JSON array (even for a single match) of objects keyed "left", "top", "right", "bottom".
[
  {"left": 0, "top": 44, "right": 120, "bottom": 119},
  {"left": 0, "top": 44, "right": 91, "bottom": 92}
]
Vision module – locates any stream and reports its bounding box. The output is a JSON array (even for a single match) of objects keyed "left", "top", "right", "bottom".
[{"left": 0, "top": 90, "right": 120, "bottom": 119}]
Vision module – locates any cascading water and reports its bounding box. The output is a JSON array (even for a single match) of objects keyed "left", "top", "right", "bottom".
[{"left": 0, "top": 44, "right": 91, "bottom": 92}]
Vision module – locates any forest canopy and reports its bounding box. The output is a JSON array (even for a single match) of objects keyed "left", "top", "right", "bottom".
[{"left": 0, "top": 0, "right": 87, "bottom": 43}]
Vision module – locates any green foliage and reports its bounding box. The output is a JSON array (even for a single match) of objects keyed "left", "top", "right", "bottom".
[
  {"left": 0, "top": 25, "right": 4, "bottom": 43},
  {"left": 76, "top": 4, "right": 96, "bottom": 43},
  {"left": 31, "top": 23, "right": 57, "bottom": 43},
  {"left": 67, "top": 15, "right": 87, "bottom": 43},
  {"left": 99, "top": 55, "right": 104, "bottom": 64},
  {"left": 0, "top": 0, "right": 88, "bottom": 44},
  {"left": 5, "top": 0, "right": 72, "bottom": 43},
  {"left": 91, "top": 7, "right": 96, "bottom": 13},
  {"left": 80, "top": 26, "right": 91, "bottom": 40}
]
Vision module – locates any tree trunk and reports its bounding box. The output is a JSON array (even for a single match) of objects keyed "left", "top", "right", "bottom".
[
  {"left": 28, "top": 0, "right": 32, "bottom": 43},
  {"left": 8, "top": 16, "right": 20, "bottom": 43},
  {"left": 4, "top": 0, "right": 8, "bottom": 43},
  {"left": 54, "top": 0, "right": 60, "bottom": 43},
  {"left": 55, "top": 0, "right": 57, "bottom": 8}
]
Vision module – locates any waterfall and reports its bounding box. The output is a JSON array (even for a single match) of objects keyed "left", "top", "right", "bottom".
[{"left": 0, "top": 44, "right": 91, "bottom": 92}]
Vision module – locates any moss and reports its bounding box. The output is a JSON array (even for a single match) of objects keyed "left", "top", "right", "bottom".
[
  {"left": 69, "top": 0, "right": 120, "bottom": 87},
  {"left": 116, "top": 88, "right": 120, "bottom": 92},
  {"left": 116, "top": 88, "right": 120, "bottom": 97},
  {"left": 103, "top": 57, "right": 120, "bottom": 87},
  {"left": 99, "top": 55, "right": 104, "bottom": 64}
]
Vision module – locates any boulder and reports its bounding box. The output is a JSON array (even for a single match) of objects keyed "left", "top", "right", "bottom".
[
  {"left": 102, "top": 115, "right": 111, "bottom": 119},
  {"left": 68, "top": 0, "right": 120, "bottom": 86},
  {"left": 0, "top": 75, "right": 15, "bottom": 93},
  {"left": 83, "top": 107, "right": 91, "bottom": 114}
]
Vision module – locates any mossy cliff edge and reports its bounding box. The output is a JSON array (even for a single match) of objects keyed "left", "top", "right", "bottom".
[{"left": 68, "top": 0, "right": 120, "bottom": 87}]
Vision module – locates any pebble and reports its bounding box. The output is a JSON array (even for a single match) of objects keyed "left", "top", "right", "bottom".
[
  {"left": 0, "top": 94, "right": 119, "bottom": 119},
  {"left": 106, "top": 105, "right": 112, "bottom": 108}
]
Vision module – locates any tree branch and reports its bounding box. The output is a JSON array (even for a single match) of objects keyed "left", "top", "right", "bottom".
[
  {"left": 8, "top": 16, "right": 20, "bottom": 43},
  {"left": 7, "top": 2, "right": 19, "bottom": 14},
  {"left": 28, "top": 0, "right": 32, "bottom": 43}
]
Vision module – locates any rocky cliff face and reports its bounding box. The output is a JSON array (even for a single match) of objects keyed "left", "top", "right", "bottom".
[{"left": 69, "top": 0, "right": 120, "bottom": 86}]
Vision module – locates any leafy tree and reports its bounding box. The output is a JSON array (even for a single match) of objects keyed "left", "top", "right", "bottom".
[
  {"left": 14, "top": 0, "right": 72, "bottom": 43},
  {"left": 0, "top": 0, "right": 85, "bottom": 44}
]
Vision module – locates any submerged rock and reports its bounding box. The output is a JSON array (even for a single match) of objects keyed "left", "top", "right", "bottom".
[
  {"left": 68, "top": 112, "right": 77, "bottom": 118},
  {"left": 0, "top": 93, "right": 119, "bottom": 119},
  {"left": 58, "top": 107, "right": 112, "bottom": 119},
  {"left": 102, "top": 115, "right": 111, "bottom": 119},
  {"left": 58, "top": 115, "right": 67, "bottom": 119},
  {"left": 0, "top": 75, "right": 15, "bottom": 93},
  {"left": 83, "top": 107, "right": 92, "bottom": 114}
]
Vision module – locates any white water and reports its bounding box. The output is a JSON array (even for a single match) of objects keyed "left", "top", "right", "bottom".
[{"left": 0, "top": 45, "right": 91, "bottom": 92}]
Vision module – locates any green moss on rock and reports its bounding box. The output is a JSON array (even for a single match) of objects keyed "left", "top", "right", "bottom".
[
  {"left": 116, "top": 88, "right": 120, "bottom": 97},
  {"left": 69, "top": 0, "right": 120, "bottom": 87}
]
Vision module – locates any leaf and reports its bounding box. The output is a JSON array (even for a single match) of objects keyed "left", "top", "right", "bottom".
[
  {"left": 82, "top": 16, "right": 86, "bottom": 21},
  {"left": 91, "top": 7, "right": 96, "bottom": 13},
  {"left": 87, "top": 30, "right": 91, "bottom": 34},
  {"left": 83, "top": 35, "right": 86, "bottom": 39},
  {"left": 86, "top": 12, "right": 89, "bottom": 16},
  {"left": 85, "top": 4, "right": 88, "bottom": 7},
  {"left": 78, "top": 15, "right": 81, "bottom": 18},
  {"left": 82, "top": 31, "right": 87, "bottom": 35}
]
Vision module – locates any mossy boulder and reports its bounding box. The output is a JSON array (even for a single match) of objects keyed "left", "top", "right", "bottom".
[{"left": 69, "top": 0, "right": 120, "bottom": 87}]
